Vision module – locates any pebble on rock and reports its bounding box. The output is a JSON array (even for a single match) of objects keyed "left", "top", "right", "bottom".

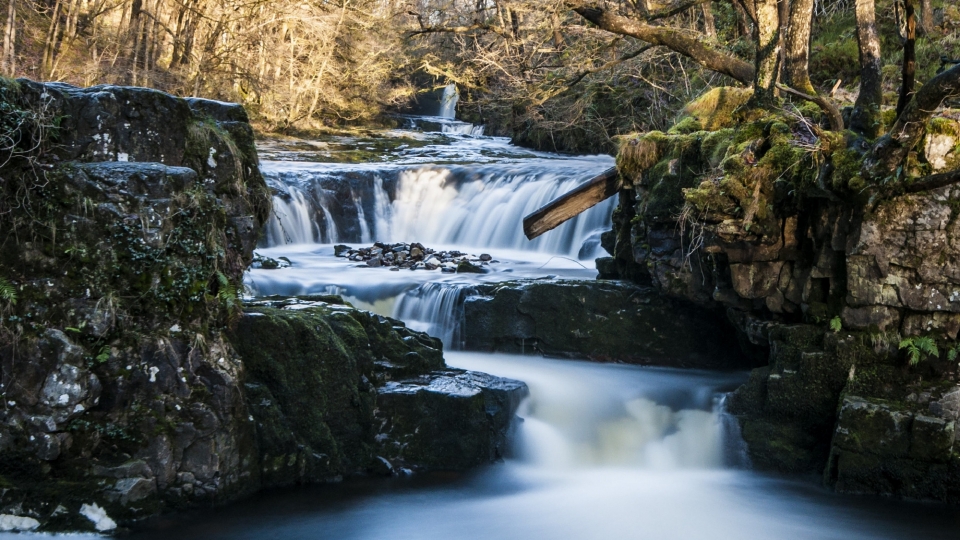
[{"left": 334, "top": 242, "right": 499, "bottom": 272}]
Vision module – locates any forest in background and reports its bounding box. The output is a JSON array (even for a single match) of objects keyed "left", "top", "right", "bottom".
[{"left": 0, "top": 0, "right": 958, "bottom": 151}]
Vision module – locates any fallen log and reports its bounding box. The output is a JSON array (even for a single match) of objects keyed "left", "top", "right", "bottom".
[{"left": 522, "top": 167, "right": 621, "bottom": 240}]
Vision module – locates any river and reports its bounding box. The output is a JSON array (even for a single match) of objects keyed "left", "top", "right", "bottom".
[{"left": 9, "top": 118, "right": 958, "bottom": 539}]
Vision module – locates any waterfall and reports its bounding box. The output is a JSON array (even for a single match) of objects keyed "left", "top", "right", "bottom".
[
  {"left": 393, "top": 283, "right": 475, "bottom": 349},
  {"left": 438, "top": 84, "right": 459, "bottom": 119},
  {"left": 448, "top": 353, "right": 745, "bottom": 471},
  {"left": 260, "top": 163, "right": 615, "bottom": 259},
  {"left": 718, "top": 394, "right": 752, "bottom": 468},
  {"left": 263, "top": 189, "right": 318, "bottom": 245},
  {"left": 442, "top": 123, "right": 485, "bottom": 137}
]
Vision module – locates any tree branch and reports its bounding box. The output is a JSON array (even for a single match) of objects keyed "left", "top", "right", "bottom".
[
  {"left": 568, "top": 3, "right": 755, "bottom": 85},
  {"left": 903, "top": 169, "right": 960, "bottom": 194},
  {"left": 405, "top": 21, "right": 511, "bottom": 39},
  {"left": 645, "top": 0, "right": 712, "bottom": 22},
  {"left": 776, "top": 83, "right": 844, "bottom": 131},
  {"left": 564, "top": 44, "right": 655, "bottom": 88}
]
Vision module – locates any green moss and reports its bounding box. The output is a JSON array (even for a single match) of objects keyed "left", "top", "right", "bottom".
[
  {"left": 927, "top": 116, "right": 960, "bottom": 137},
  {"left": 700, "top": 128, "right": 735, "bottom": 168},
  {"left": 667, "top": 116, "right": 702, "bottom": 135},
  {"left": 830, "top": 147, "right": 866, "bottom": 191},
  {"left": 681, "top": 87, "right": 752, "bottom": 131}
]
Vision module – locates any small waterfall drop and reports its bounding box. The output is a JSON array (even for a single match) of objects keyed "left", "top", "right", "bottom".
[
  {"left": 263, "top": 189, "right": 318, "bottom": 245},
  {"left": 393, "top": 283, "right": 475, "bottom": 349},
  {"left": 438, "top": 84, "right": 459, "bottom": 119},
  {"left": 448, "top": 353, "right": 745, "bottom": 471}
]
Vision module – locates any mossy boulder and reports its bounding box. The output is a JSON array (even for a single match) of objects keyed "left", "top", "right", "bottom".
[{"left": 231, "top": 298, "right": 526, "bottom": 479}]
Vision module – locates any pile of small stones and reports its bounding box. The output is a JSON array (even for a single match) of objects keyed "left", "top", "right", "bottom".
[{"left": 335, "top": 242, "right": 496, "bottom": 273}]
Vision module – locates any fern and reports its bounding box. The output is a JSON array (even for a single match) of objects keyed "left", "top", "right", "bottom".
[
  {"left": 899, "top": 336, "right": 940, "bottom": 366},
  {"left": 0, "top": 277, "right": 16, "bottom": 305},
  {"left": 949, "top": 347, "right": 959, "bottom": 362},
  {"left": 215, "top": 271, "right": 240, "bottom": 311},
  {"left": 829, "top": 316, "right": 842, "bottom": 332}
]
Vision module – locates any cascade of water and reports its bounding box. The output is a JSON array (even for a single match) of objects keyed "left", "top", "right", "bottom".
[
  {"left": 263, "top": 189, "right": 318, "bottom": 245},
  {"left": 393, "top": 282, "right": 475, "bottom": 349},
  {"left": 438, "top": 84, "right": 459, "bottom": 119},
  {"left": 449, "top": 353, "right": 740, "bottom": 470},
  {"left": 441, "top": 123, "right": 485, "bottom": 137},
  {"left": 260, "top": 164, "right": 614, "bottom": 258},
  {"left": 387, "top": 167, "right": 615, "bottom": 258},
  {"left": 717, "top": 394, "right": 752, "bottom": 468}
]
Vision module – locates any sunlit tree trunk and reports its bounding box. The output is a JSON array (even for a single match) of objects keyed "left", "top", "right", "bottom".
[
  {"left": 784, "top": 0, "right": 814, "bottom": 94},
  {"left": 851, "top": 0, "right": 882, "bottom": 137},
  {"left": 702, "top": 1, "right": 716, "bottom": 38},
  {"left": 919, "top": 0, "right": 934, "bottom": 34},
  {"left": 752, "top": 0, "right": 781, "bottom": 105},
  {"left": 2, "top": 0, "right": 16, "bottom": 76},
  {"left": 41, "top": 0, "right": 62, "bottom": 76}
]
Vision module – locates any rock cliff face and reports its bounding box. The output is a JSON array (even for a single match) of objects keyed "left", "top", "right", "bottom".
[
  {"left": 604, "top": 87, "right": 960, "bottom": 502},
  {"left": 0, "top": 80, "right": 524, "bottom": 533}
]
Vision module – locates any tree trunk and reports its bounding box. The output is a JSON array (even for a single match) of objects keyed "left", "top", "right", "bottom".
[
  {"left": 571, "top": 5, "right": 755, "bottom": 85},
  {"left": 2, "top": 0, "right": 16, "bottom": 76},
  {"left": 784, "top": 0, "right": 815, "bottom": 94},
  {"left": 752, "top": 0, "right": 781, "bottom": 104},
  {"left": 41, "top": 0, "right": 62, "bottom": 76},
  {"left": 850, "top": 0, "right": 883, "bottom": 137},
  {"left": 734, "top": 0, "right": 751, "bottom": 37},
  {"left": 896, "top": 0, "right": 916, "bottom": 117},
  {"left": 702, "top": 1, "right": 716, "bottom": 38},
  {"left": 919, "top": 0, "right": 934, "bottom": 35}
]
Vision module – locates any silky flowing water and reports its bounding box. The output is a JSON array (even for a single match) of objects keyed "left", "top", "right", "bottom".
[{"left": 11, "top": 120, "right": 958, "bottom": 539}]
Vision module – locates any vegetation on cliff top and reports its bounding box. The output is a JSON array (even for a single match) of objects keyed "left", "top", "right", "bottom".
[{"left": 1, "top": 1, "right": 957, "bottom": 149}]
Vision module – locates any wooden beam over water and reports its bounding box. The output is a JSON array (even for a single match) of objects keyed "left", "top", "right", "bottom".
[{"left": 522, "top": 167, "right": 621, "bottom": 240}]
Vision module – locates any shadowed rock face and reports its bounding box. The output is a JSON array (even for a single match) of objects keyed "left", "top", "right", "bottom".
[
  {"left": 0, "top": 82, "right": 525, "bottom": 533},
  {"left": 462, "top": 280, "right": 751, "bottom": 369}
]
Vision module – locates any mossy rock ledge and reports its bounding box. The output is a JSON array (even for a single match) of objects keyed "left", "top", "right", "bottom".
[
  {"left": 0, "top": 80, "right": 525, "bottom": 533},
  {"left": 603, "top": 87, "right": 960, "bottom": 502}
]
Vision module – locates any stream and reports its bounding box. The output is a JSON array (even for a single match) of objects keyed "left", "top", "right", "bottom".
[
  {"left": 213, "top": 120, "right": 960, "bottom": 539},
  {"left": 10, "top": 118, "right": 958, "bottom": 539}
]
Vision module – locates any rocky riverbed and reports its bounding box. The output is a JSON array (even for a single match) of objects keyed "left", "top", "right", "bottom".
[{"left": 335, "top": 242, "right": 496, "bottom": 273}]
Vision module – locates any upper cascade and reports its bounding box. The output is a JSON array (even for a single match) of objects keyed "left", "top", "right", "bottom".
[
  {"left": 439, "top": 83, "right": 459, "bottom": 119},
  {"left": 258, "top": 141, "right": 616, "bottom": 260}
]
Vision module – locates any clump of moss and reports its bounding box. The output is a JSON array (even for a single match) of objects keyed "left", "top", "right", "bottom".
[
  {"left": 616, "top": 131, "right": 671, "bottom": 180},
  {"left": 681, "top": 87, "right": 752, "bottom": 132}
]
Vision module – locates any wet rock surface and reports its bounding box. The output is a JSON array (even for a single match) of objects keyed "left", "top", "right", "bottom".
[
  {"left": 335, "top": 242, "right": 496, "bottom": 272},
  {"left": 462, "top": 279, "right": 750, "bottom": 369}
]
